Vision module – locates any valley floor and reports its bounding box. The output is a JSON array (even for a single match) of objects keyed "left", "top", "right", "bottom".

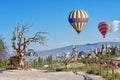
[{"left": 0, "top": 69, "right": 104, "bottom": 80}]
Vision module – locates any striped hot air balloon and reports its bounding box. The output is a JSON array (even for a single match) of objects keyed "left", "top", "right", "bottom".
[
  {"left": 98, "top": 22, "right": 110, "bottom": 38},
  {"left": 68, "top": 10, "right": 88, "bottom": 34}
]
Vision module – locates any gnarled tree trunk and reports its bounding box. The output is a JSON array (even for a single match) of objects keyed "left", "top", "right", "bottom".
[{"left": 8, "top": 24, "right": 47, "bottom": 70}]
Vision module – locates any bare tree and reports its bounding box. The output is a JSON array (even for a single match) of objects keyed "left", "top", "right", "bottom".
[
  {"left": 56, "top": 46, "right": 78, "bottom": 68},
  {"left": 8, "top": 24, "right": 47, "bottom": 70}
]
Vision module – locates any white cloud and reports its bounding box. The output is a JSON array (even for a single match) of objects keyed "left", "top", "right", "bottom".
[
  {"left": 112, "top": 20, "right": 120, "bottom": 32},
  {"left": 113, "top": 37, "right": 120, "bottom": 41}
]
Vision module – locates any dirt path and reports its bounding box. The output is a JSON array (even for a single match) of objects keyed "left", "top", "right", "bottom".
[{"left": 0, "top": 69, "right": 104, "bottom": 80}]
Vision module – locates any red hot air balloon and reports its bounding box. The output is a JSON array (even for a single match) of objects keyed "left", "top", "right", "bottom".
[{"left": 98, "top": 22, "right": 110, "bottom": 38}]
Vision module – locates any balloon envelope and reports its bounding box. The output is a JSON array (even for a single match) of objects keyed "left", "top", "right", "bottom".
[
  {"left": 98, "top": 22, "right": 110, "bottom": 38},
  {"left": 68, "top": 10, "right": 88, "bottom": 34}
]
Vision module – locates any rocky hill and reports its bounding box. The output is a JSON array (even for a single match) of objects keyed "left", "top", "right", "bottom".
[{"left": 38, "top": 41, "right": 120, "bottom": 59}]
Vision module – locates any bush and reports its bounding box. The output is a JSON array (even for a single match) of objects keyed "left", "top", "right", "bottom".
[
  {"left": 86, "top": 70, "right": 94, "bottom": 74},
  {"left": 115, "top": 73, "right": 120, "bottom": 79},
  {"left": 94, "top": 70, "right": 100, "bottom": 75},
  {"left": 86, "top": 69, "right": 100, "bottom": 75},
  {"left": 56, "top": 68, "right": 63, "bottom": 71},
  {"left": 0, "top": 59, "right": 7, "bottom": 68}
]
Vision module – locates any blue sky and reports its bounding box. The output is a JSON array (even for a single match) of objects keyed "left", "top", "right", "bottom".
[{"left": 0, "top": 0, "right": 120, "bottom": 51}]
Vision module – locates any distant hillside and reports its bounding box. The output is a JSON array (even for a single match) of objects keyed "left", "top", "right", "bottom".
[{"left": 38, "top": 41, "right": 120, "bottom": 59}]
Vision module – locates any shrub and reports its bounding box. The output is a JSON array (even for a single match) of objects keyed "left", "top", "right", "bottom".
[
  {"left": 86, "top": 70, "right": 94, "bottom": 74},
  {"left": 115, "top": 73, "right": 120, "bottom": 79},
  {"left": 56, "top": 68, "right": 63, "bottom": 71}
]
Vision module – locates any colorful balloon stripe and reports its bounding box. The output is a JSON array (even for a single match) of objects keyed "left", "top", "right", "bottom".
[{"left": 68, "top": 10, "right": 88, "bottom": 34}]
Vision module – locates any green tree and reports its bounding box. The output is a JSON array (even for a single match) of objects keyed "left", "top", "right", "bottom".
[
  {"left": 0, "top": 37, "right": 7, "bottom": 60},
  {"left": 38, "top": 57, "right": 43, "bottom": 67},
  {"left": 46, "top": 55, "right": 53, "bottom": 65},
  {"left": 0, "top": 36, "right": 8, "bottom": 68}
]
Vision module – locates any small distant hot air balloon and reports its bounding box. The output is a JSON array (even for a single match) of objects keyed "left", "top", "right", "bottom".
[
  {"left": 68, "top": 10, "right": 88, "bottom": 34},
  {"left": 98, "top": 22, "right": 110, "bottom": 38}
]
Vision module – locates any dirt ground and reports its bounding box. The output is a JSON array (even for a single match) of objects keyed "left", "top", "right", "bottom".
[{"left": 0, "top": 69, "right": 104, "bottom": 80}]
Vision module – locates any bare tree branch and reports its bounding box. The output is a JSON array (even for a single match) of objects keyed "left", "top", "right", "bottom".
[
  {"left": 17, "top": 24, "right": 20, "bottom": 33},
  {"left": 21, "top": 24, "right": 32, "bottom": 33},
  {"left": 30, "top": 32, "right": 48, "bottom": 45},
  {"left": 11, "top": 23, "right": 48, "bottom": 55}
]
